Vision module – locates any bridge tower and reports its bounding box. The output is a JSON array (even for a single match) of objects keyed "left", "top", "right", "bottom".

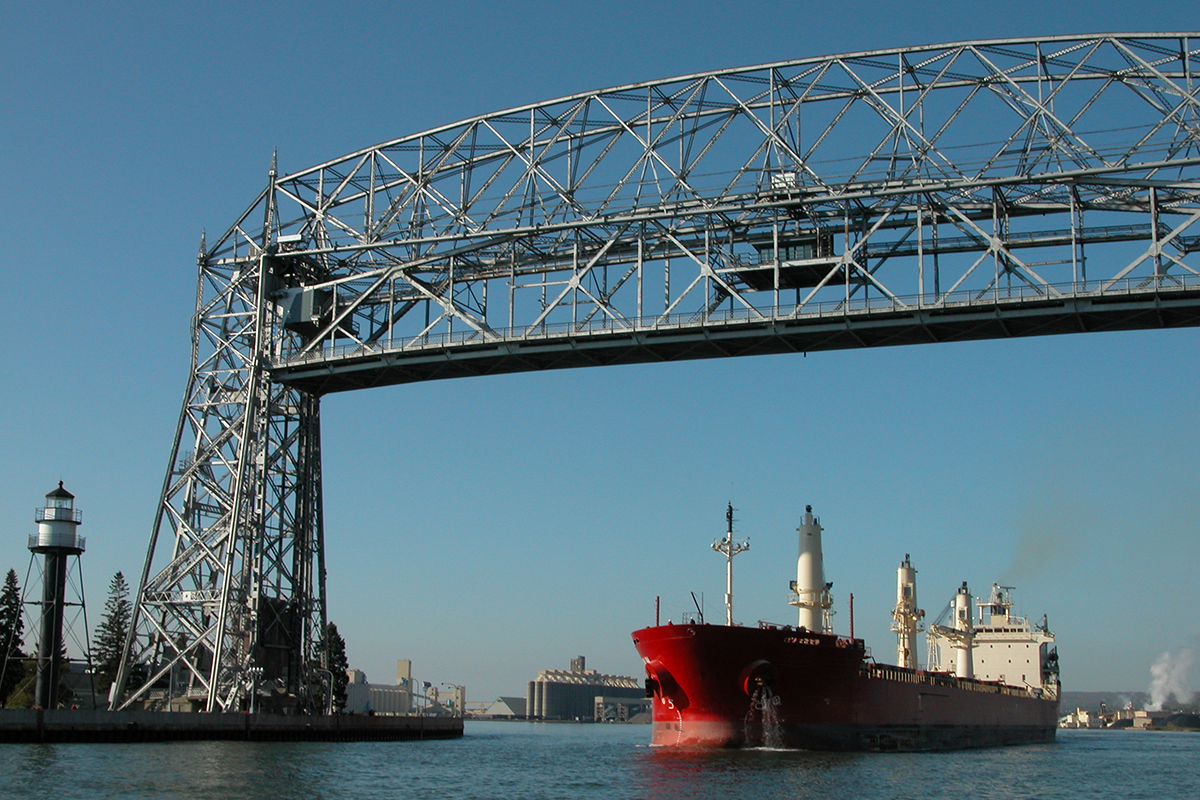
[{"left": 111, "top": 160, "right": 328, "bottom": 712}]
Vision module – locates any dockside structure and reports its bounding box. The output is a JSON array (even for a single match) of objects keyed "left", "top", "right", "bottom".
[{"left": 0, "top": 708, "right": 461, "bottom": 743}]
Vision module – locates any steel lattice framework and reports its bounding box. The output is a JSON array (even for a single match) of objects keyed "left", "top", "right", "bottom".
[{"left": 114, "top": 34, "right": 1200, "bottom": 711}]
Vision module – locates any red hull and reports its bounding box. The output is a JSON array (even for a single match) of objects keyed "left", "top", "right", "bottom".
[{"left": 632, "top": 623, "right": 1058, "bottom": 751}]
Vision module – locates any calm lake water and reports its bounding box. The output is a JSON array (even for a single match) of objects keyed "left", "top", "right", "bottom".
[{"left": 1, "top": 722, "right": 1196, "bottom": 799}]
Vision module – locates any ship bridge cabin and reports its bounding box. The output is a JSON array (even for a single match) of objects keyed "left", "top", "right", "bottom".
[
  {"left": 970, "top": 585, "right": 1058, "bottom": 694},
  {"left": 926, "top": 584, "right": 1059, "bottom": 697}
]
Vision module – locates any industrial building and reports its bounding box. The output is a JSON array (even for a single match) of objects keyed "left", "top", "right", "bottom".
[
  {"left": 525, "top": 656, "right": 644, "bottom": 720},
  {"left": 343, "top": 660, "right": 466, "bottom": 716},
  {"left": 344, "top": 664, "right": 413, "bottom": 715}
]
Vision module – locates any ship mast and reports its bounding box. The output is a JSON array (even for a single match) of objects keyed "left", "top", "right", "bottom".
[
  {"left": 711, "top": 502, "right": 749, "bottom": 626},
  {"left": 950, "top": 582, "right": 976, "bottom": 678},
  {"left": 928, "top": 582, "right": 977, "bottom": 677},
  {"left": 789, "top": 505, "right": 833, "bottom": 633},
  {"left": 891, "top": 554, "right": 924, "bottom": 669}
]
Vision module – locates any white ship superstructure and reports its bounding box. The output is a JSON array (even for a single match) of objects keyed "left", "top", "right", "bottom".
[
  {"left": 970, "top": 584, "right": 1058, "bottom": 694},
  {"left": 927, "top": 583, "right": 1058, "bottom": 697}
]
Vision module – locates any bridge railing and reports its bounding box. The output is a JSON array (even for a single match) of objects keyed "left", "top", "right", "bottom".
[{"left": 273, "top": 273, "right": 1200, "bottom": 368}]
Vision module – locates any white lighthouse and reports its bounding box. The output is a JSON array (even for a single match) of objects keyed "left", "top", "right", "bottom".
[
  {"left": 789, "top": 505, "right": 833, "bottom": 633},
  {"left": 29, "top": 482, "right": 87, "bottom": 709}
]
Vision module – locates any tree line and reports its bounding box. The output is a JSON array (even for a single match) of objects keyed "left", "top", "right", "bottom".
[
  {"left": 0, "top": 569, "right": 130, "bottom": 708},
  {"left": 1, "top": 568, "right": 347, "bottom": 712}
]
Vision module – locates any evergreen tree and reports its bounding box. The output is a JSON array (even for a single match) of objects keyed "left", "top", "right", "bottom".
[
  {"left": 0, "top": 569, "right": 25, "bottom": 705},
  {"left": 3, "top": 663, "right": 35, "bottom": 709},
  {"left": 314, "top": 622, "right": 349, "bottom": 713},
  {"left": 91, "top": 571, "right": 131, "bottom": 696}
]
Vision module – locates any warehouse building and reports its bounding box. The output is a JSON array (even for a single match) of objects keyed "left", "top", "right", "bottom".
[
  {"left": 344, "top": 661, "right": 415, "bottom": 715},
  {"left": 525, "top": 656, "right": 644, "bottom": 720}
]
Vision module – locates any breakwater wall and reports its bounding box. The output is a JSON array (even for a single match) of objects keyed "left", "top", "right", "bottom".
[{"left": 0, "top": 709, "right": 463, "bottom": 743}]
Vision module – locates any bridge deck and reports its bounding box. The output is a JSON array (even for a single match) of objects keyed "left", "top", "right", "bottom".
[{"left": 273, "top": 279, "right": 1200, "bottom": 394}]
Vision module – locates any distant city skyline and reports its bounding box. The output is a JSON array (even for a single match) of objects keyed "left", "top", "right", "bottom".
[{"left": 1, "top": 1, "right": 1197, "bottom": 703}]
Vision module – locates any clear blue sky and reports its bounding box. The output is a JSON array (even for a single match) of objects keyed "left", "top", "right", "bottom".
[{"left": 2, "top": 2, "right": 1197, "bottom": 702}]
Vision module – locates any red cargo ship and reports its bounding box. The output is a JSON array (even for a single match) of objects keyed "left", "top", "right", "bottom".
[{"left": 631, "top": 505, "right": 1060, "bottom": 751}]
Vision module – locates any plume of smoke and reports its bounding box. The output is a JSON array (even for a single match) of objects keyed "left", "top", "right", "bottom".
[
  {"left": 998, "top": 503, "right": 1087, "bottom": 585},
  {"left": 1145, "top": 648, "right": 1197, "bottom": 711}
]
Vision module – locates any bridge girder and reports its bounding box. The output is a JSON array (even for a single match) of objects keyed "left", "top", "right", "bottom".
[{"left": 114, "top": 34, "right": 1200, "bottom": 711}]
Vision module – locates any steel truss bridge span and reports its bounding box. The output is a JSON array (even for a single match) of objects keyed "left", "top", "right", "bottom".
[
  {"left": 114, "top": 34, "right": 1200, "bottom": 712},
  {"left": 277, "top": 276, "right": 1200, "bottom": 391}
]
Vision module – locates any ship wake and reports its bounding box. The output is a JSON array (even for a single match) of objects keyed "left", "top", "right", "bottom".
[{"left": 744, "top": 686, "right": 786, "bottom": 749}]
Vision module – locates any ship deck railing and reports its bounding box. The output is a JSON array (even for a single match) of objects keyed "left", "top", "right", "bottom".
[{"left": 862, "top": 664, "right": 1038, "bottom": 698}]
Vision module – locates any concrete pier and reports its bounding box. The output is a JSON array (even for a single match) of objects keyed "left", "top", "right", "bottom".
[{"left": 0, "top": 709, "right": 463, "bottom": 743}]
